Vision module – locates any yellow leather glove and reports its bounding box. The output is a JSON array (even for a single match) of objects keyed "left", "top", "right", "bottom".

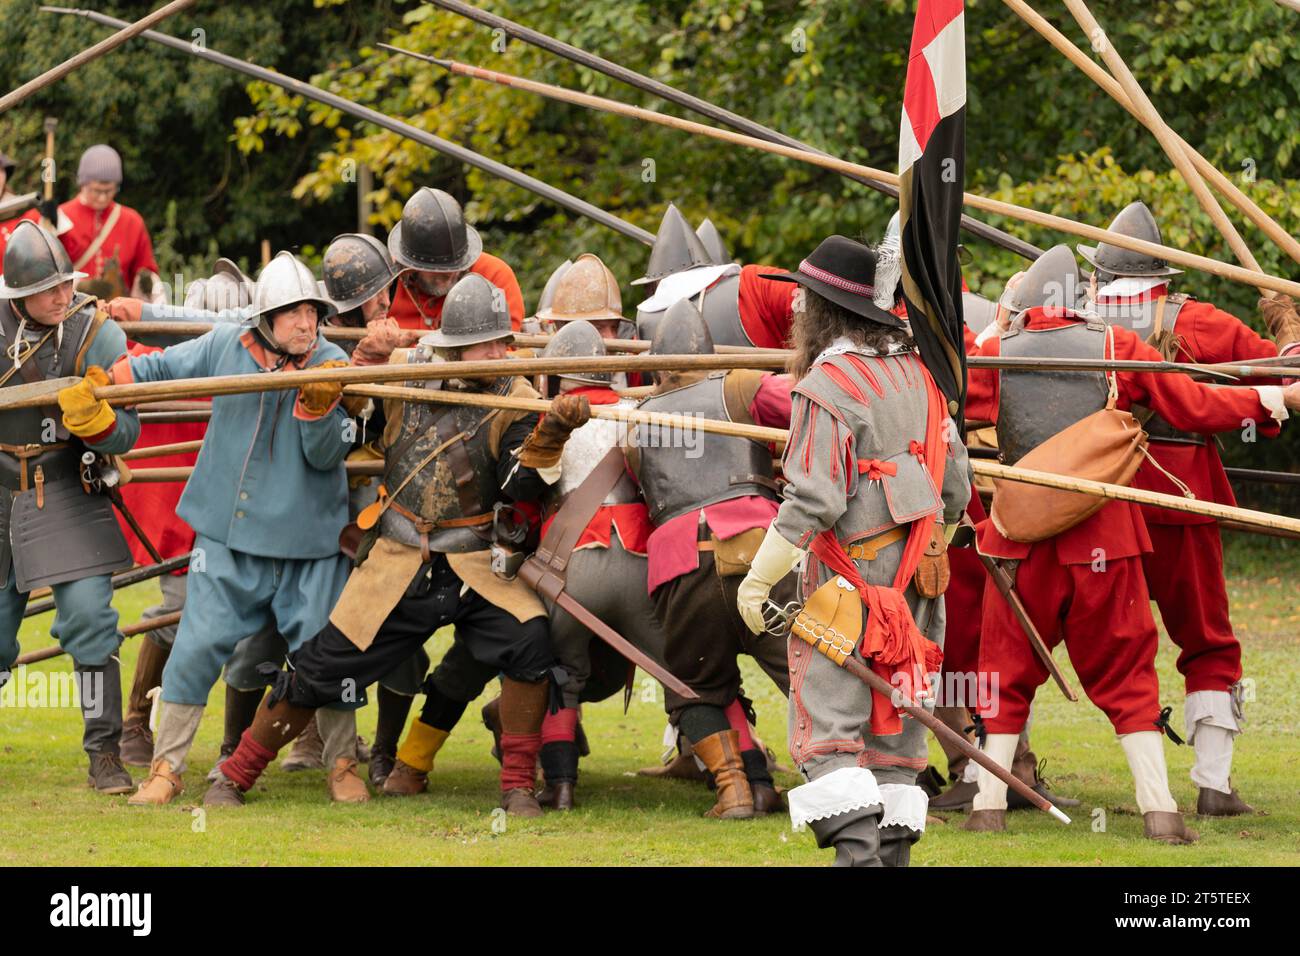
[
  {"left": 58, "top": 366, "right": 116, "bottom": 439},
  {"left": 736, "top": 525, "right": 805, "bottom": 635},
  {"left": 298, "top": 359, "right": 349, "bottom": 417}
]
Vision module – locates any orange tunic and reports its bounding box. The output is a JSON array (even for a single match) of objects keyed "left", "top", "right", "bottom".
[{"left": 388, "top": 251, "right": 524, "bottom": 332}]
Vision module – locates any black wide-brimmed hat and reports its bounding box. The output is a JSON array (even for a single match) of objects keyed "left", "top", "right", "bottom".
[{"left": 761, "top": 235, "right": 904, "bottom": 328}]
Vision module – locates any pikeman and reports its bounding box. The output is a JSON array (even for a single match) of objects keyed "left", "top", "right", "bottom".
[
  {"left": 624, "top": 295, "right": 794, "bottom": 820},
  {"left": 735, "top": 236, "right": 972, "bottom": 867},
  {"left": 0, "top": 220, "right": 141, "bottom": 794},
  {"left": 387, "top": 187, "right": 524, "bottom": 332},
  {"left": 520, "top": 310, "right": 662, "bottom": 810},
  {"left": 210, "top": 273, "right": 574, "bottom": 817},
  {"left": 1079, "top": 201, "right": 1295, "bottom": 815},
  {"left": 633, "top": 202, "right": 796, "bottom": 349},
  {"left": 964, "top": 245, "right": 1299, "bottom": 843},
  {"left": 115, "top": 251, "right": 362, "bottom": 806},
  {"left": 117, "top": 259, "right": 253, "bottom": 768},
  {"left": 316, "top": 231, "right": 433, "bottom": 787}
]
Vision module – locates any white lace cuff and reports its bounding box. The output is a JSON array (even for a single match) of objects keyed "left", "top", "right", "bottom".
[
  {"left": 788, "top": 766, "right": 882, "bottom": 828},
  {"left": 878, "top": 783, "right": 929, "bottom": 832}
]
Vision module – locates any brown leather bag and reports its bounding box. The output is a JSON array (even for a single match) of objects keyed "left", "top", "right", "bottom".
[{"left": 991, "top": 328, "right": 1149, "bottom": 543}]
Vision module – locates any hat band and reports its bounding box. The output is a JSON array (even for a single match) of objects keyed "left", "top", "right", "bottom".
[{"left": 799, "top": 259, "right": 875, "bottom": 298}]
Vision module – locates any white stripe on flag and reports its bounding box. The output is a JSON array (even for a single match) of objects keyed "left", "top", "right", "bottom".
[
  {"left": 924, "top": 12, "right": 966, "bottom": 120},
  {"left": 898, "top": 112, "right": 923, "bottom": 174}
]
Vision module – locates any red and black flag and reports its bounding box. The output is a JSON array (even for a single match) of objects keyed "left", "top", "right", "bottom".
[{"left": 898, "top": 0, "right": 968, "bottom": 423}]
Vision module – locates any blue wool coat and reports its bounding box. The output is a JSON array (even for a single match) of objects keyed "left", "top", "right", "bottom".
[{"left": 126, "top": 324, "right": 351, "bottom": 559}]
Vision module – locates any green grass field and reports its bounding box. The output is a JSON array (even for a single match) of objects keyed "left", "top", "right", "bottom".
[{"left": 1, "top": 536, "right": 1296, "bottom": 866}]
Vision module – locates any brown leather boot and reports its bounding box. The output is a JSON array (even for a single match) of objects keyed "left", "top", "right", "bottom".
[
  {"left": 381, "top": 759, "right": 429, "bottom": 796},
  {"left": 1197, "top": 786, "right": 1254, "bottom": 816},
  {"left": 121, "top": 638, "right": 170, "bottom": 767},
  {"left": 128, "top": 758, "right": 184, "bottom": 806},
  {"left": 692, "top": 730, "right": 754, "bottom": 819},
  {"left": 929, "top": 778, "right": 980, "bottom": 812},
  {"left": 537, "top": 781, "right": 575, "bottom": 810},
  {"left": 1143, "top": 811, "right": 1199, "bottom": 844},
  {"left": 501, "top": 787, "right": 543, "bottom": 818},
  {"left": 202, "top": 774, "right": 245, "bottom": 807},
  {"left": 962, "top": 809, "right": 1006, "bottom": 832},
  {"left": 327, "top": 757, "right": 370, "bottom": 803},
  {"left": 281, "top": 714, "right": 324, "bottom": 771},
  {"left": 1007, "top": 739, "right": 1080, "bottom": 810}
]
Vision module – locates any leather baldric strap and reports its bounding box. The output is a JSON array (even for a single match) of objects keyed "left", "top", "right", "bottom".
[
  {"left": 533, "top": 447, "right": 627, "bottom": 579},
  {"left": 843, "top": 525, "right": 909, "bottom": 561},
  {"left": 72, "top": 204, "right": 122, "bottom": 271}
]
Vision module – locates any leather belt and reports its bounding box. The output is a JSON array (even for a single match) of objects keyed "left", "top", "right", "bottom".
[
  {"left": 386, "top": 497, "right": 492, "bottom": 563},
  {"left": 0, "top": 441, "right": 71, "bottom": 492},
  {"left": 843, "top": 525, "right": 908, "bottom": 561}
]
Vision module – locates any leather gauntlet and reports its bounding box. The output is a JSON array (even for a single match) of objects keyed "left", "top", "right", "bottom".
[
  {"left": 516, "top": 393, "right": 591, "bottom": 469},
  {"left": 1259, "top": 294, "right": 1300, "bottom": 352}
]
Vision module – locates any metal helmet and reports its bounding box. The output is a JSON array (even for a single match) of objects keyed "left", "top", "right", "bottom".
[
  {"left": 247, "top": 250, "right": 337, "bottom": 352},
  {"left": 323, "top": 233, "right": 396, "bottom": 313},
  {"left": 0, "top": 220, "right": 86, "bottom": 299},
  {"left": 541, "top": 318, "right": 610, "bottom": 385},
  {"left": 532, "top": 259, "right": 572, "bottom": 320},
  {"left": 696, "top": 217, "right": 730, "bottom": 265},
  {"left": 1077, "top": 201, "right": 1182, "bottom": 279},
  {"left": 537, "top": 252, "right": 622, "bottom": 323},
  {"left": 632, "top": 202, "right": 714, "bottom": 285},
  {"left": 422, "top": 272, "right": 513, "bottom": 349},
  {"left": 998, "top": 244, "right": 1088, "bottom": 318},
  {"left": 185, "top": 257, "right": 253, "bottom": 312},
  {"left": 649, "top": 296, "right": 714, "bottom": 356},
  {"left": 387, "top": 187, "right": 483, "bottom": 273}
]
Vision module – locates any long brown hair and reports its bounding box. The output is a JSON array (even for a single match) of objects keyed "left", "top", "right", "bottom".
[{"left": 787, "top": 288, "right": 910, "bottom": 379}]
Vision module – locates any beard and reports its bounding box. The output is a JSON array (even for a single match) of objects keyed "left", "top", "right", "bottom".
[{"left": 413, "top": 271, "right": 461, "bottom": 299}]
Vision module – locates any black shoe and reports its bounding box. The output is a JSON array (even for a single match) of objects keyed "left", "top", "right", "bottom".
[
  {"left": 88, "top": 752, "right": 134, "bottom": 794},
  {"left": 369, "top": 749, "right": 396, "bottom": 788}
]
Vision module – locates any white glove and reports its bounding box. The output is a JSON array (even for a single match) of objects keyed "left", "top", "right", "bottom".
[{"left": 736, "top": 525, "right": 806, "bottom": 635}]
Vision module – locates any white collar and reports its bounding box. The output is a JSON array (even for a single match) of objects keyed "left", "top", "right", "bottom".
[
  {"left": 637, "top": 263, "right": 740, "bottom": 313},
  {"left": 1096, "top": 275, "right": 1167, "bottom": 299}
]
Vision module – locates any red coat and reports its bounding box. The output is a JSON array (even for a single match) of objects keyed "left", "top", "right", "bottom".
[
  {"left": 736, "top": 264, "right": 796, "bottom": 349},
  {"left": 58, "top": 198, "right": 158, "bottom": 289},
  {"left": 115, "top": 341, "right": 204, "bottom": 566},
  {"left": 0, "top": 208, "right": 41, "bottom": 271},
  {"left": 388, "top": 251, "right": 524, "bottom": 332},
  {"left": 1115, "top": 292, "right": 1279, "bottom": 524},
  {"left": 967, "top": 308, "right": 1282, "bottom": 563}
]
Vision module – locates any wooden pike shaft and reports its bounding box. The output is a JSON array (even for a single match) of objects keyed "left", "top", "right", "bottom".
[
  {"left": 130, "top": 460, "right": 386, "bottom": 483},
  {"left": 117, "top": 321, "right": 369, "bottom": 343},
  {"left": 0, "top": 354, "right": 791, "bottom": 412},
  {"left": 0, "top": 0, "right": 198, "bottom": 114},
  {"left": 972, "top": 460, "right": 1300, "bottom": 536},
  {"left": 1003, "top": 0, "right": 1300, "bottom": 270},
  {"left": 1061, "top": 0, "right": 1267, "bottom": 294},
  {"left": 112, "top": 324, "right": 1278, "bottom": 376},
  {"left": 348, "top": 383, "right": 789, "bottom": 443},
  {"left": 120, "top": 439, "right": 203, "bottom": 461},
  {"left": 434, "top": 56, "right": 1300, "bottom": 299},
  {"left": 13, "top": 612, "right": 184, "bottom": 666}
]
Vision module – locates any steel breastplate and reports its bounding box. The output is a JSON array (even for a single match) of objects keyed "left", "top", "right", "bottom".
[
  {"left": 632, "top": 373, "right": 777, "bottom": 524},
  {"left": 696, "top": 272, "right": 752, "bottom": 347},
  {"left": 995, "top": 321, "right": 1110, "bottom": 465},
  {"left": 385, "top": 378, "right": 505, "bottom": 532},
  {"left": 0, "top": 298, "right": 97, "bottom": 489}
]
